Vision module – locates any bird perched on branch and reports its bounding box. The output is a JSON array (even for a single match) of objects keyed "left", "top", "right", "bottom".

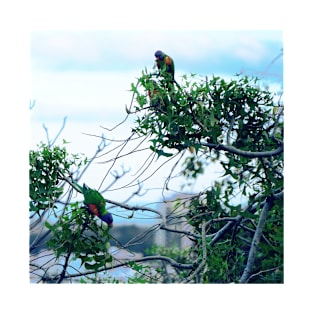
[
  {"left": 154, "top": 50, "right": 175, "bottom": 81},
  {"left": 72, "top": 182, "right": 113, "bottom": 226},
  {"left": 154, "top": 50, "right": 182, "bottom": 95},
  {"left": 82, "top": 184, "right": 113, "bottom": 226}
]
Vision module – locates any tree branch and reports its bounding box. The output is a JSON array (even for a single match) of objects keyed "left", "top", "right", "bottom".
[
  {"left": 181, "top": 221, "right": 209, "bottom": 283},
  {"left": 238, "top": 197, "right": 274, "bottom": 283},
  {"left": 160, "top": 217, "right": 237, "bottom": 241},
  {"left": 200, "top": 141, "right": 283, "bottom": 158},
  {"left": 208, "top": 190, "right": 283, "bottom": 247},
  {"left": 245, "top": 265, "right": 282, "bottom": 283},
  {"left": 61, "top": 255, "right": 194, "bottom": 281},
  {"left": 43, "top": 116, "right": 68, "bottom": 147},
  {"left": 105, "top": 198, "right": 164, "bottom": 219}
]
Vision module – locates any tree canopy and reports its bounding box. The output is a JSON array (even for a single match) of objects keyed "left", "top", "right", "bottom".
[{"left": 30, "top": 66, "right": 283, "bottom": 283}]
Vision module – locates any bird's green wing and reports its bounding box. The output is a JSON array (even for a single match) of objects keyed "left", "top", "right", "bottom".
[
  {"left": 164, "top": 55, "right": 175, "bottom": 79},
  {"left": 82, "top": 184, "right": 107, "bottom": 215}
]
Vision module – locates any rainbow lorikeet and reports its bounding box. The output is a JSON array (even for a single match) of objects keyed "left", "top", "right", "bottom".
[
  {"left": 154, "top": 50, "right": 175, "bottom": 81},
  {"left": 82, "top": 184, "right": 113, "bottom": 226},
  {"left": 72, "top": 182, "right": 113, "bottom": 226}
]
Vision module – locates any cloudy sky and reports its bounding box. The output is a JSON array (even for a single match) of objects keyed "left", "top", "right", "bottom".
[
  {"left": 31, "top": 30, "right": 283, "bottom": 74},
  {"left": 29, "top": 30, "right": 283, "bottom": 211},
  {"left": 30, "top": 30, "right": 283, "bottom": 143}
]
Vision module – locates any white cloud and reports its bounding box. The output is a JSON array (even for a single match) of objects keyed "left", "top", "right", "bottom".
[
  {"left": 31, "top": 30, "right": 283, "bottom": 73},
  {"left": 233, "top": 33, "right": 268, "bottom": 63},
  {"left": 30, "top": 70, "right": 140, "bottom": 122}
]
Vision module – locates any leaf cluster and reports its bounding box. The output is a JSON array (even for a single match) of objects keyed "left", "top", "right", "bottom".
[
  {"left": 45, "top": 202, "right": 112, "bottom": 271},
  {"left": 30, "top": 142, "right": 112, "bottom": 281},
  {"left": 126, "top": 71, "right": 284, "bottom": 283},
  {"left": 133, "top": 72, "right": 281, "bottom": 157},
  {"left": 29, "top": 143, "right": 68, "bottom": 214}
]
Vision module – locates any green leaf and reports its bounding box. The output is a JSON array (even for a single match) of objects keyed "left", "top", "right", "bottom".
[
  {"left": 239, "top": 210, "right": 257, "bottom": 219},
  {"left": 155, "top": 149, "right": 173, "bottom": 158},
  {"left": 84, "top": 262, "right": 102, "bottom": 271},
  {"left": 44, "top": 221, "right": 54, "bottom": 230},
  {"left": 130, "top": 82, "right": 138, "bottom": 93}
]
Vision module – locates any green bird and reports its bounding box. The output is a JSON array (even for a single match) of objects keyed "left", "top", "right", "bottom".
[
  {"left": 154, "top": 50, "right": 175, "bottom": 81},
  {"left": 72, "top": 182, "right": 113, "bottom": 226},
  {"left": 154, "top": 50, "right": 182, "bottom": 96}
]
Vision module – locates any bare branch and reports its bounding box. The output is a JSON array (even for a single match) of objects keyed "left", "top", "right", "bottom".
[
  {"left": 100, "top": 82, "right": 139, "bottom": 132},
  {"left": 181, "top": 221, "right": 209, "bottom": 283},
  {"left": 98, "top": 133, "right": 137, "bottom": 190},
  {"left": 43, "top": 116, "right": 68, "bottom": 147},
  {"left": 105, "top": 198, "right": 164, "bottom": 219},
  {"left": 238, "top": 197, "right": 274, "bottom": 283},
  {"left": 60, "top": 254, "right": 194, "bottom": 281},
  {"left": 160, "top": 224, "right": 202, "bottom": 240},
  {"left": 77, "top": 135, "right": 107, "bottom": 182},
  {"left": 29, "top": 99, "right": 36, "bottom": 110},
  {"left": 121, "top": 224, "right": 160, "bottom": 249},
  {"left": 245, "top": 265, "right": 282, "bottom": 283},
  {"left": 160, "top": 217, "right": 237, "bottom": 241}
]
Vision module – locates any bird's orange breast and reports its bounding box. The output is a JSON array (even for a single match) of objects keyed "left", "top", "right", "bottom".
[
  {"left": 88, "top": 204, "right": 100, "bottom": 216},
  {"left": 165, "top": 56, "right": 172, "bottom": 65}
]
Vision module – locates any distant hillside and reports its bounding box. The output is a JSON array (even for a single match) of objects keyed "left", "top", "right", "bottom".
[
  {"left": 109, "top": 224, "right": 156, "bottom": 255},
  {"left": 30, "top": 222, "right": 186, "bottom": 256}
]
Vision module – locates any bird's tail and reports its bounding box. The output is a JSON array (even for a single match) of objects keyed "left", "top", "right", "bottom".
[
  {"left": 58, "top": 170, "right": 85, "bottom": 193},
  {"left": 70, "top": 180, "right": 84, "bottom": 193}
]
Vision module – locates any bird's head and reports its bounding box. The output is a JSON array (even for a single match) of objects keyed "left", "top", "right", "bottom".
[
  {"left": 101, "top": 212, "right": 114, "bottom": 227},
  {"left": 154, "top": 50, "right": 165, "bottom": 60}
]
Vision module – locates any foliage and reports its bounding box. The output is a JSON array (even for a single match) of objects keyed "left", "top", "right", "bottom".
[
  {"left": 29, "top": 142, "right": 88, "bottom": 214},
  {"left": 128, "top": 70, "right": 283, "bottom": 283},
  {"left": 30, "top": 143, "right": 70, "bottom": 214},
  {"left": 45, "top": 202, "right": 112, "bottom": 272},
  {"left": 30, "top": 68, "right": 283, "bottom": 284},
  {"left": 29, "top": 142, "right": 112, "bottom": 283}
]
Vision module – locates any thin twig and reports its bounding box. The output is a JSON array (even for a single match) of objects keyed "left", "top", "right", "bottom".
[
  {"left": 98, "top": 132, "right": 136, "bottom": 190},
  {"left": 43, "top": 116, "right": 68, "bottom": 147},
  {"left": 245, "top": 265, "right": 282, "bottom": 283},
  {"left": 105, "top": 198, "right": 163, "bottom": 219},
  {"left": 61, "top": 255, "right": 194, "bottom": 281}
]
